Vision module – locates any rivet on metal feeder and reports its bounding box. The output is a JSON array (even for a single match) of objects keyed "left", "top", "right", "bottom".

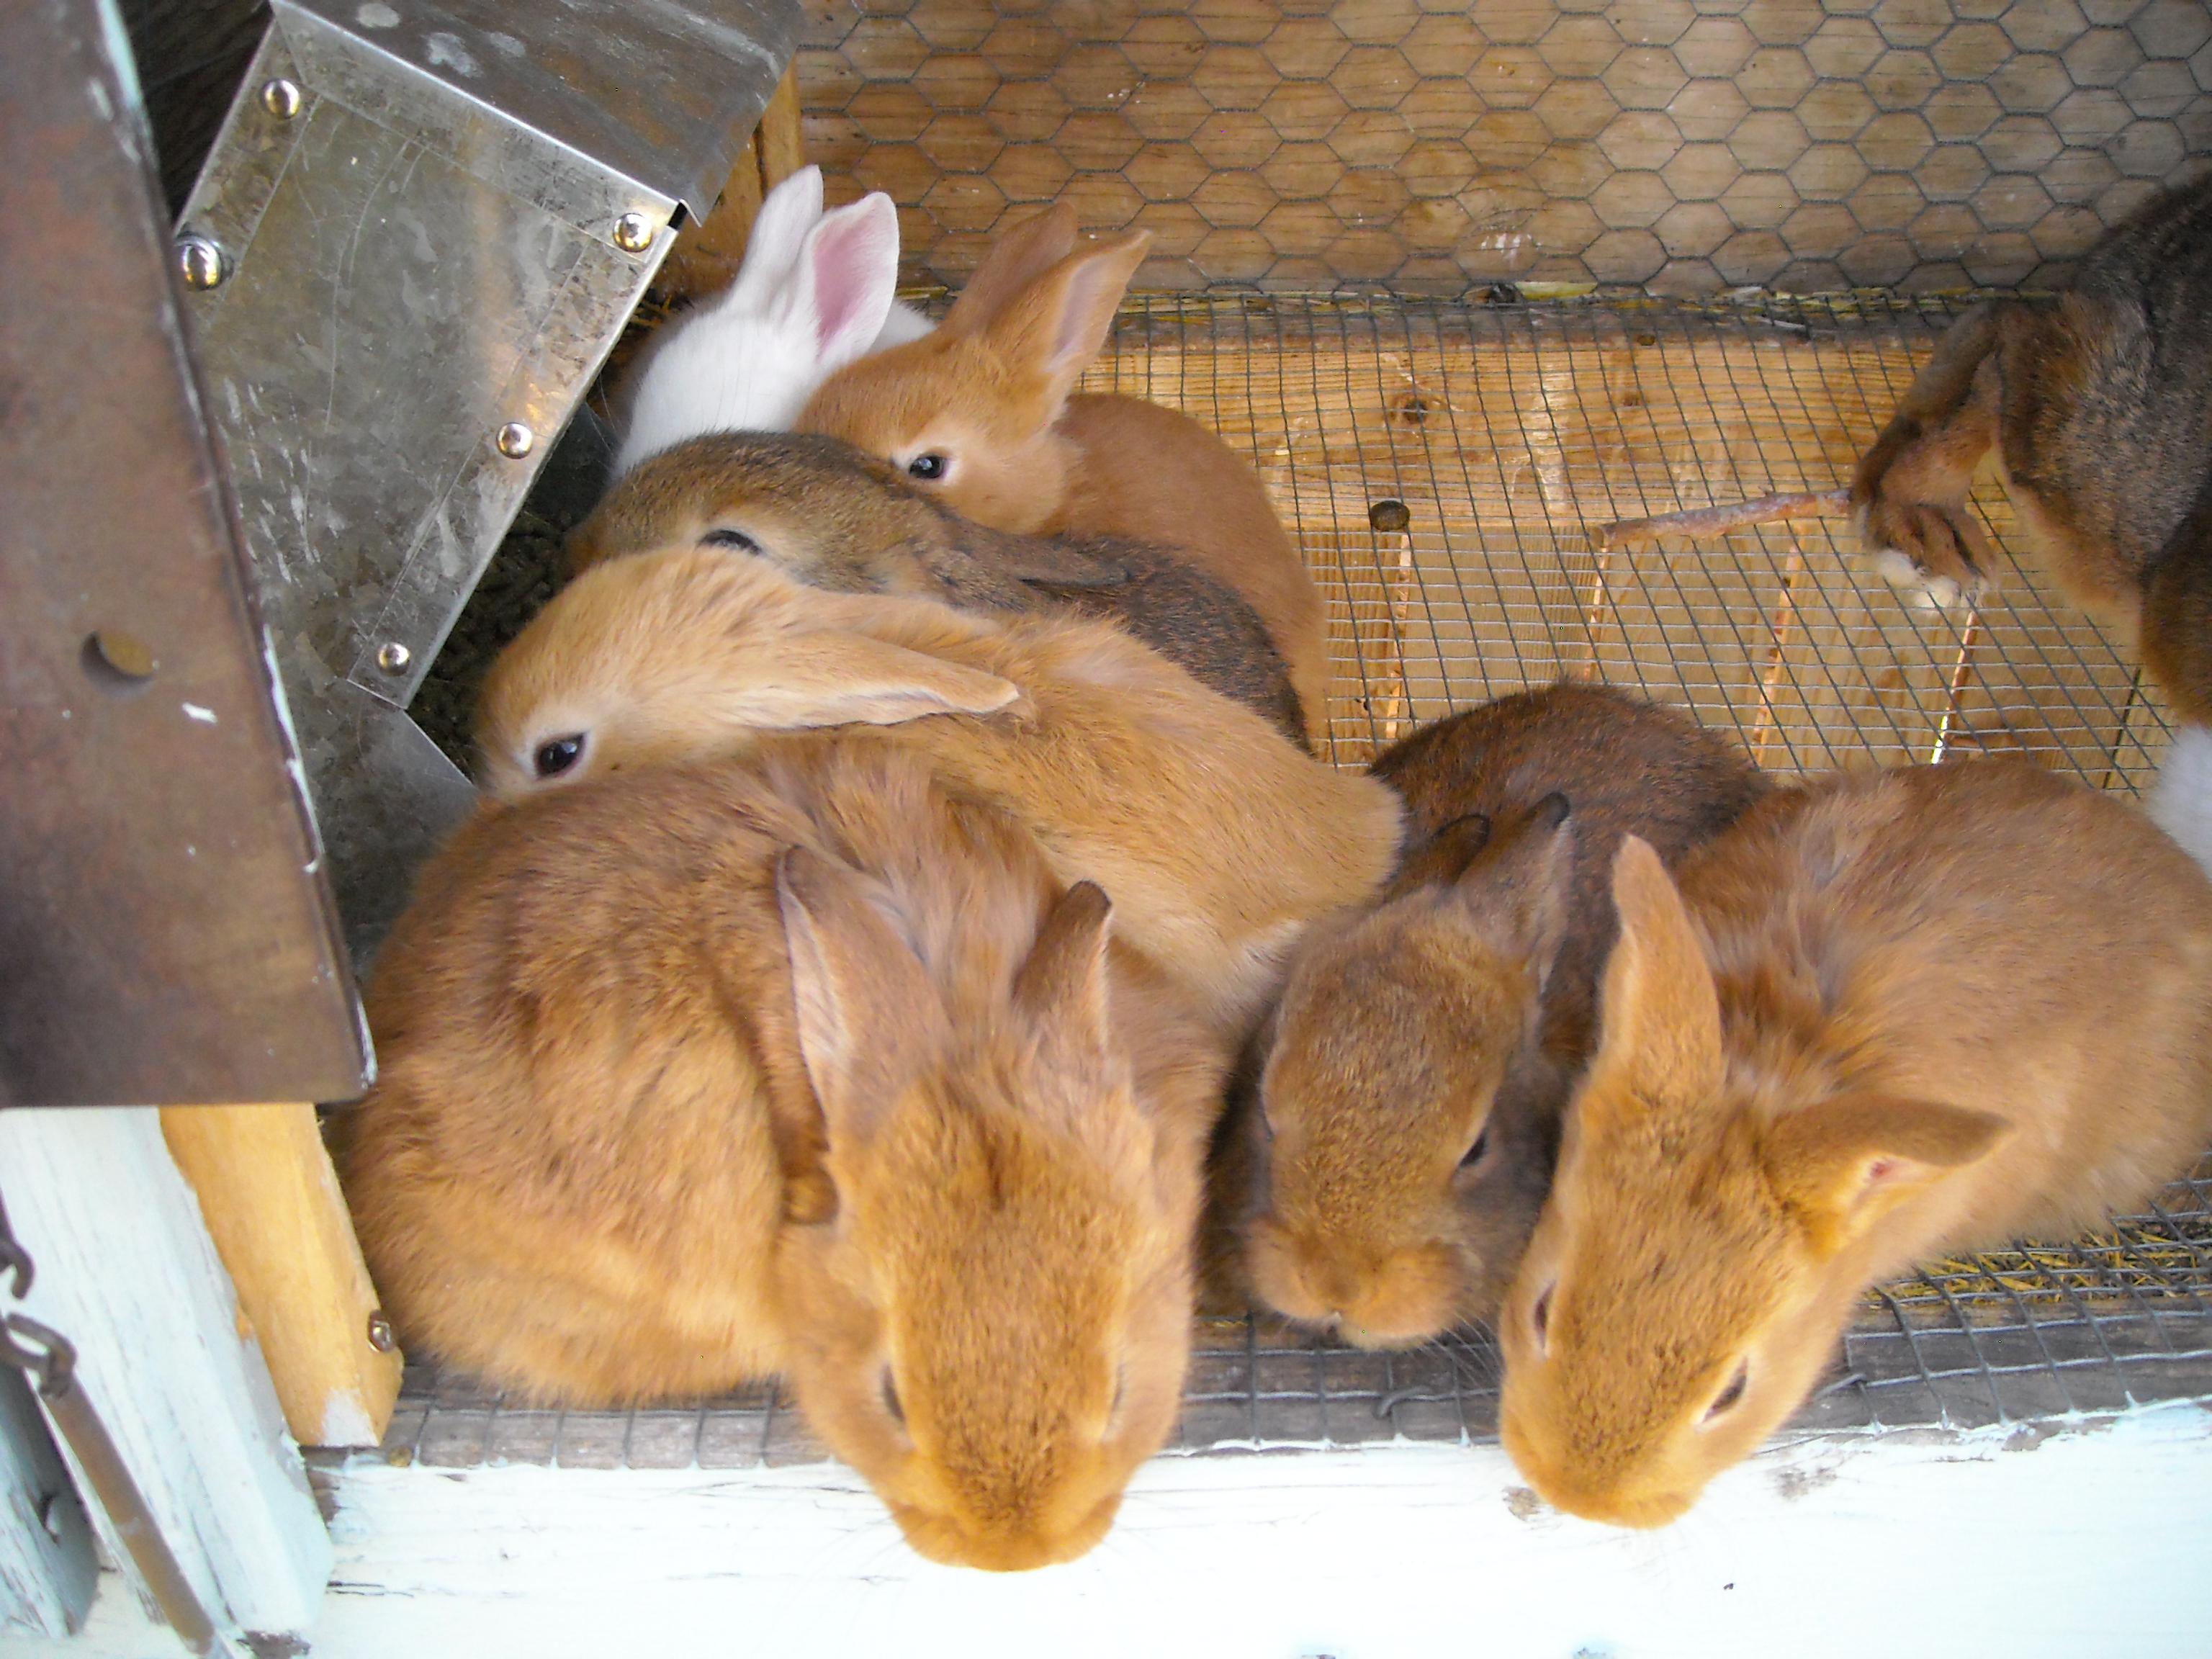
[{"left": 175, "top": 235, "right": 224, "bottom": 291}]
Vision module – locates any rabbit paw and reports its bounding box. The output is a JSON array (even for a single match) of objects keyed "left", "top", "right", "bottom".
[
  {"left": 1859, "top": 499, "right": 1997, "bottom": 612},
  {"left": 1872, "top": 548, "right": 1977, "bottom": 613}
]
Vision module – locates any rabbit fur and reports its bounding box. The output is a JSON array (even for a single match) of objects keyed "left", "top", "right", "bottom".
[
  {"left": 796, "top": 203, "right": 1332, "bottom": 741},
  {"left": 338, "top": 737, "right": 1234, "bottom": 1570},
  {"left": 1851, "top": 174, "right": 2212, "bottom": 857},
  {"left": 613, "top": 166, "right": 932, "bottom": 476},
  {"left": 1236, "top": 684, "right": 1766, "bottom": 1346},
  {"left": 1497, "top": 757, "right": 2212, "bottom": 1529},
  {"left": 474, "top": 546, "right": 1404, "bottom": 1038},
  {"left": 567, "top": 430, "right": 1308, "bottom": 747}
]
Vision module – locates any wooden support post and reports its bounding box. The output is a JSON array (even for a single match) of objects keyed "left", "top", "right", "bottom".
[
  {"left": 0, "top": 1107, "right": 332, "bottom": 1641},
  {"left": 652, "top": 62, "right": 806, "bottom": 302},
  {"left": 159, "top": 1105, "right": 401, "bottom": 1450},
  {"left": 755, "top": 63, "right": 805, "bottom": 189}
]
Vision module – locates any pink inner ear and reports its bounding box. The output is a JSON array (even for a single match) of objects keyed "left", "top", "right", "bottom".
[
  {"left": 811, "top": 211, "right": 895, "bottom": 354},
  {"left": 1049, "top": 271, "right": 1104, "bottom": 371},
  {"left": 1865, "top": 1156, "right": 1901, "bottom": 1185}
]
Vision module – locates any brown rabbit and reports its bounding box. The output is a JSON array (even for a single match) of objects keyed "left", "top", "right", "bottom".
[
  {"left": 1851, "top": 174, "right": 2211, "bottom": 716},
  {"left": 474, "top": 547, "right": 1403, "bottom": 1038},
  {"left": 1498, "top": 757, "right": 2212, "bottom": 1529},
  {"left": 1852, "top": 174, "right": 2212, "bottom": 875},
  {"left": 796, "top": 204, "right": 1332, "bottom": 739},
  {"left": 1236, "top": 684, "right": 1766, "bottom": 1346},
  {"left": 340, "top": 737, "right": 1234, "bottom": 1570},
  {"left": 567, "top": 430, "right": 1307, "bottom": 747}
]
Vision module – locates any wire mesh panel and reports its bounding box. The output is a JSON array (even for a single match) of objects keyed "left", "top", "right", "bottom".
[
  {"left": 382, "top": 294, "right": 2209, "bottom": 1469},
  {"left": 1082, "top": 292, "right": 2170, "bottom": 786}
]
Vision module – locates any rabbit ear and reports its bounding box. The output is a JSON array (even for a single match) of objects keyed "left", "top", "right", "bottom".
[
  {"left": 1013, "top": 881, "right": 1115, "bottom": 1076},
  {"left": 984, "top": 230, "right": 1154, "bottom": 411},
  {"left": 1453, "top": 793, "right": 1574, "bottom": 993},
  {"left": 1002, "top": 538, "right": 1134, "bottom": 590},
  {"left": 1011, "top": 882, "right": 1149, "bottom": 1169},
  {"left": 775, "top": 192, "right": 903, "bottom": 375},
  {"left": 1763, "top": 1092, "right": 2012, "bottom": 1249},
  {"left": 943, "top": 202, "right": 1081, "bottom": 335},
  {"left": 723, "top": 630, "right": 1019, "bottom": 730},
  {"left": 729, "top": 164, "right": 827, "bottom": 305},
  {"left": 1589, "top": 835, "right": 1725, "bottom": 1112},
  {"left": 1393, "top": 813, "right": 1493, "bottom": 889},
  {"left": 777, "top": 846, "right": 950, "bottom": 1152}
]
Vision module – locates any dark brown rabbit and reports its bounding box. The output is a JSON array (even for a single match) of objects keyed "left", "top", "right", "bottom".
[
  {"left": 567, "top": 431, "right": 1308, "bottom": 749},
  {"left": 1853, "top": 175, "right": 2212, "bottom": 719},
  {"left": 1236, "top": 683, "right": 1766, "bottom": 1345},
  {"left": 1854, "top": 176, "right": 2212, "bottom": 870}
]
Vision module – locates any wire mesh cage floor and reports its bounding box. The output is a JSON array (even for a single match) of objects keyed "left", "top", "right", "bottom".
[{"left": 382, "top": 291, "right": 2212, "bottom": 1473}]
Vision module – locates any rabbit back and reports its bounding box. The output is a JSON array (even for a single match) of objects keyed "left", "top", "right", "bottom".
[
  {"left": 1371, "top": 682, "right": 1766, "bottom": 1063},
  {"left": 1055, "top": 393, "right": 1331, "bottom": 734},
  {"left": 339, "top": 770, "right": 826, "bottom": 1405},
  {"left": 1681, "top": 756, "right": 2212, "bottom": 1254}
]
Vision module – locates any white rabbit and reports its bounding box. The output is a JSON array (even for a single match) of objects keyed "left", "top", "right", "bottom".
[
  {"left": 2152, "top": 725, "right": 2212, "bottom": 878},
  {"left": 613, "top": 166, "right": 932, "bottom": 475}
]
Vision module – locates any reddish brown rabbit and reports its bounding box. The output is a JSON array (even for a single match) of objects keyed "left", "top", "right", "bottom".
[
  {"left": 340, "top": 737, "right": 1233, "bottom": 1570},
  {"left": 1498, "top": 757, "right": 2212, "bottom": 1529},
  {"left": 474, "top": 547, "right": 1402, "bottom": 1038},
  {"left": 1851, "top": 175, "right": 2212, "bottom": 866},
  {"left": 796, "top": 204, "right": 1331, "bottom": 738},
  {"left": 565, "top": 431, "right": 1308, "bottom": 747},
  {"left": 1236, "top": 684, "right": 1765, "bottom": 1346}
]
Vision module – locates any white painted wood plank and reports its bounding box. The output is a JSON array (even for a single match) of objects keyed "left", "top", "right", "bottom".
[
  {"left": 0, "top": 1371, "right": 95, "bottom": 1637},
  {"left": 11, "top": 1405, "right": 2211, "bottom": 1659},
  {"left": 0, "top": 1109, "right": 331, "bottom": 1642}
]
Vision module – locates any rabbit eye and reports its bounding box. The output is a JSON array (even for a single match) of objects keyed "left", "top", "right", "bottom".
[
  {"left": 907, "top": 452, "right": 948, "bottom": 482},
  {"left": 1704, "top": 1359, "right": 1750, "bottom": 1424},
  {"left": 699, "top": 527, "right": 761, "bottom": 554},
  {"left": 881, "top": 1368, "right": 905, "bottom": 1428},
  {"left": 1459, "top": 1127, "right": 1490, "bottom": 1169},
  {"left": 1531, "top": 1282, "right": 1555, "bottom": 1354},
  {"left": 533, "top": 734, "right": 585, "bottom": 779}
]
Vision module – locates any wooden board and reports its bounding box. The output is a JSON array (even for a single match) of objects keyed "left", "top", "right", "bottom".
[
  {"left": 0, "top": 1107, "right": 331, "bottom": 1641},
  {"left": 1079, "top": 302, "right": 2169, "bottom": 793},
  {"left": 160, "top": 1104, "right": 401, "bottom": 1449}
]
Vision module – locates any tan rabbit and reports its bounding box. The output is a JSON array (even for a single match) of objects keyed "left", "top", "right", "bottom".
[
  {"left": 1236, "top": 685, "right": 1766, "bottom": 1346},
  {"left": 474, "top": 547, "right": 1403, "bottom": 1037},
  {"left": 340, "top": 737, "right": 1235, "bottom": 1570},
  {"left": 795, "top": 204, "right": 1332, "bottom": 739},
  {"left": 1498, "top": 757, "right": 2212, "bottom": 1529},
  {"left": 565, "top": 430, "right": 1308, "bottom": 747}
]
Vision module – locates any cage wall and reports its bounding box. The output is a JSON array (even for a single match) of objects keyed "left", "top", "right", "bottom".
[{"left": 798, "top": 0, "right": 2212, "bottom": 295}]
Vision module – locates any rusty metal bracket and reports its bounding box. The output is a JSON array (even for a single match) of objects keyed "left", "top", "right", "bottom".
[{"left": 0, "top": 0, "right": 367, "bottom": 1107}]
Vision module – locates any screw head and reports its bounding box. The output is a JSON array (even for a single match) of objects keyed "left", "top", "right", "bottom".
[
  {"left": 375, "top": 641, "right": 411, "bottom": 674},
  {"left": 261, "top": 78, "right": 303, "bottom": 119},
  {"left": 495, "top": 421, "right": 534, "bottom": 459},
  {"left": 176, "top": 235, "right": 226, "bottom": 291},
  {"left": 612, "top": 211, "right": 655, "bottom": 253},
  {"left": 1368, "top": 498, "right": 1411, "bottom": 534},
  {"left": 366, "top": 1311, "right": 396, "bottom": 1353}
]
